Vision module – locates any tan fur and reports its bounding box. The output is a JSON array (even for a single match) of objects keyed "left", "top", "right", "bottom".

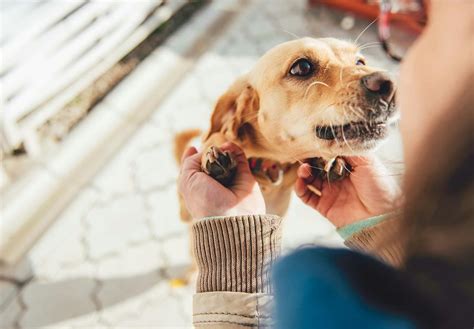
[
  {"left": 174, "top": 129, "right": 202, "bottom": 164},
  {"left": 177, "top": 37, "right": 396, "bottom": 221}
]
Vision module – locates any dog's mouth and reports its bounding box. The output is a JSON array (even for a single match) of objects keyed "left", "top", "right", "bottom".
[{"left": 315, "top": 121, "right": 387, "bottom": 141}]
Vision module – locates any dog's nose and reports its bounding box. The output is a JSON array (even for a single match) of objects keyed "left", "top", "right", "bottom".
[{"left": 362, "top": 72, "right": 394, "bottom": 101}]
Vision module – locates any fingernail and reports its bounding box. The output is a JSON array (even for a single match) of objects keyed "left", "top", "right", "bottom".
[{"left": 307, "top": 184, "right": 322, "bottom": 196}]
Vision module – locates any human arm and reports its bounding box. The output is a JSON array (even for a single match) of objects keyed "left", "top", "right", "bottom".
[
  {"left": 178, "top": 143, "right": 281, "bottom": 328},
  {"left": 294, "top": 156, "right": 404, "bottom": 265}
]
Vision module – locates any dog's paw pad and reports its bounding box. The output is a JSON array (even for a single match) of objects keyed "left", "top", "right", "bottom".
[{"left": 202, "top": 146, "right": 237, "bottom": 186}]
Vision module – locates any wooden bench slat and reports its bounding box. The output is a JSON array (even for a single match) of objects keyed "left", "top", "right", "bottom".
[
  {"left": 2, "top": 1, "right": 86, "bottom": 68},
  {"left": 4, "top": 2, "right": 161, "bottom": 120},
  {"left": 21, "top": 0, "right": 182, "bottom": 142},
  {"left": 1, "top": 0, "right": 189, "bottom": 152},
  {"left": 2, "top": 2, "right": 132, "bottom": 101},
  {"left": 1, "top": 2, "right": 115, "bottom": 76},
  {"left": 0, "top": 0, "right": 44, "bottom": 44}
]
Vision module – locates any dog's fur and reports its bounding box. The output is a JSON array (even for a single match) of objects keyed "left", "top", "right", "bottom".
[{"left": 176, "top": 37, "right": 397, "bottom": 221}]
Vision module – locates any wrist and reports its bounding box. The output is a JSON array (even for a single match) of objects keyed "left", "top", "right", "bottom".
[
  {"left": 222, "top": 205, "right": 266, "bottom": 217},
  {"left": 338, "top": 212, "right": 404, "bottom": 266},
  {"left": 336, "top": 211, "right": 400, "bottom": 240},
  {"left": 193, "top": 214, "right": 282, "bottom": 293},
  {"left": 331, "top": 209, "right": 389, "bottom": 228},
  {"left": 192, "top": 203, "right": 266, "bottom": 219}
]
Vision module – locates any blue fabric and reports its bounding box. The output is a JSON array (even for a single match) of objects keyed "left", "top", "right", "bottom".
[{"left": 273, "top": 248, "right": 416, "bottom": 329}]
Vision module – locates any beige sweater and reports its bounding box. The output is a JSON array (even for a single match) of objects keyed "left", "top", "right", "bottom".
[{"left": 192, "top": 214, "right": 402, "bottom": 327}]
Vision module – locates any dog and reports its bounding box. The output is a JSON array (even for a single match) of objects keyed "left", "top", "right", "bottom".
[{"left": 175, "top": 37, "right": 397, "bottom": 221}]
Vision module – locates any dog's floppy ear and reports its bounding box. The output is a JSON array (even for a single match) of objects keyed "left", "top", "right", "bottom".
[{"left": 204, "top": 75, "right": 259, "bottom": 141}]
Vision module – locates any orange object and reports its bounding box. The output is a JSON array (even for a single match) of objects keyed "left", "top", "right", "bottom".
[{"left": 308, "top": 0, "right": 426, "bottom": 34}]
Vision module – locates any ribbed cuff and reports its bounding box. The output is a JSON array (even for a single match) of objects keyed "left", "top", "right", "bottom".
[
  {"left": 344, "top": 216, "right": 404, "bottom": 266},
  {"left": 192, "top": 215, "right": 283, "bottom": 294}
]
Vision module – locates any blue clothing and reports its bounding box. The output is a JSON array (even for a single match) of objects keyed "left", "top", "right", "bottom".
[{"left": 273, "top": 248, "right": 421, "bottom": 329}]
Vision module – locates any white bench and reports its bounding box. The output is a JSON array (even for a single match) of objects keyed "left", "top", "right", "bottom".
[{"left": 1, "top": 0, "right": 186, "bottom": 156}]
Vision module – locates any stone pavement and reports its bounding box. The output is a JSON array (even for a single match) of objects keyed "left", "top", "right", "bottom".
[{"left": 0, "top": 0, "right": 401, "bottom": 328}]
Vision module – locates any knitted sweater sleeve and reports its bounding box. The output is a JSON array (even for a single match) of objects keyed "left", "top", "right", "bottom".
[
  {"left": 338, "top": 213, "right": 404, "bottom": 266},
  {"left": 192, "top": 214, "right": 282, "bottom": 328}
]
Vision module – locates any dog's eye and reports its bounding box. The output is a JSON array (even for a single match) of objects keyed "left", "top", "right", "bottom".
[
  {"left": 289, "top": 58, "right": 314, "bottom": 77},
  {"left": 356, "top": 59, "right": 366, "bottom": 66}
]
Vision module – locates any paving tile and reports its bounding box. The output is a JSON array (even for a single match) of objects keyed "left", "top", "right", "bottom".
[
  {"left": 99, "top": 279, "right": 175, "bottom": 327},
  {"left": 109, "top": 283, "right": 190, "bottom": 329},
  {"left": 92, "top": 147, "right": 138, "bottom": 200},
  {"left": 95, "top": 242, "right": 164, "bottom": 326},
  {"left": 28, "top": 188, "right": 99, "bottom": 280},
  {"left": 243, "top": 12, "right": 277, "bottom": 40},
  {"left": 40, "top": 312, "right": 102, "bottom": 329},
  {"left": 20, "top": 276, "right": 97, "bottom": 329},
  {"left": 0, "top": 291, "right": 22, "bottom": 329},
  {"left": 96, "top": 241, "right": 163, "bottom": 279},
  {"left": 147, "top": 186, "right": 187, "bottom": 240},
  {"left": 0, "top": 281, "right": 18, "bottom": 313},
  {"left": 84, "top": 195, "right": 151, "bottom": 260},
  {"left": 161, "top": 233, "right": 191, "bottom": 280},
  {"left": 172, "top": 282, "right": 194, "bottom": 324},
  {"left": 93, "top": 121, "right": 169, "bottom": 199},
  {"left": 133, "top": 141, "right": 178, "bottom": 192},
  {"left": 0, "top": 258, "right": 33, "bottom": 284}
]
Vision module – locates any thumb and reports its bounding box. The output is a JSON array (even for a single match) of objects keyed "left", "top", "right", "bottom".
[
  {"left": 181, "top": 146, "right": 198, "bottom": 163},
  {"left": 220, "top": 142, "right": 257, "bottom": 192}
]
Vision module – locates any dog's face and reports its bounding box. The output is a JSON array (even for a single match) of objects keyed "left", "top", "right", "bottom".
[{"left": 208, "top": 37, "right": 398, "bottom": 161}]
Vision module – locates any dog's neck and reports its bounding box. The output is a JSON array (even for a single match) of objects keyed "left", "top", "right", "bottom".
[{"left": 235, "top": 120, "right": 296, "bottom": 164}]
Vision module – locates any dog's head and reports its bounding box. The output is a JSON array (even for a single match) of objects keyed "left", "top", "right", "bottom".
[{"left": 206, "top": 37, "right": 398, "bottom": 161}]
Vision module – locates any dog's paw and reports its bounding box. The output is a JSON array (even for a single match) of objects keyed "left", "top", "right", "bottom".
[
  {"left": 202, "top": 146, "right": 237, "bottom": 186},
  {"left": 311, "top": 156, "right": 351, "bottom": 182},
  {"left": 326, "top": 157, "right": 351, "bottom": 181}
]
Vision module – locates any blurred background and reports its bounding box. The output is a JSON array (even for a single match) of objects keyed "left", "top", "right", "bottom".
[{"left": 0, "top": 0, "right": 411, "bottom": 328}]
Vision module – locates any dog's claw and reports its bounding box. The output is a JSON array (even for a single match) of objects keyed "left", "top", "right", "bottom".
[
  {"left": 202, "top": 146, "right": 237, "bottom": 186},
  {"left": 327, "top": 157, "right": 350, "bottom": 181},
  {"left": 311, "top": 156, "right": 351, "bottom": 182}
]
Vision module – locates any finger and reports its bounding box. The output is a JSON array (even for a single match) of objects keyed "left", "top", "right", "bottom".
[
  {"left": 298, "top": 163, "right": 318, "bottom": 186},
  {"left": 181, "top": 146, "right": 198, "bottom": 163},
  {"left": 295, "top": 177, "right": 310, "bottom": 199},
  {"left": 295, "top": 176, "right": 323, "bottom": 197},
  {"left": 306, "top": 184, "right": 322, "bottom": 197},
  {"left": 345, "top": 154, "right": 392, "bottom": 179},
  {"left": 295, "top": 177, "right": 322, "bottom": 207},
  {"left": 181, "top": 151, "right": 203, "bottom": 173},
  {"left": 344, "top": 154, "right": 377, "bottom": 167},
  {"left": 297, "top": 163, "right": 312, "bottom": 178}
]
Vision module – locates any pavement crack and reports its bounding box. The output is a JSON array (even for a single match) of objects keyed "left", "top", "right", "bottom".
[
  {"left": 13, "top": 287, "right": 28, "bottom": 329},
  {"left": 78, "top": 199, "right": 112, "bottom": 326},
  {"left": 0, "top": 276, "right": 32, "bottom": 288}
]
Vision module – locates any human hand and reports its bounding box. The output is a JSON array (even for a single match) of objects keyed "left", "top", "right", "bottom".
[
  {"left": 295, "top": 156, "right": 401, "bottom": 227},
  {"left": 178, "top": 142, "right": 265, "bottom": 219}
]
